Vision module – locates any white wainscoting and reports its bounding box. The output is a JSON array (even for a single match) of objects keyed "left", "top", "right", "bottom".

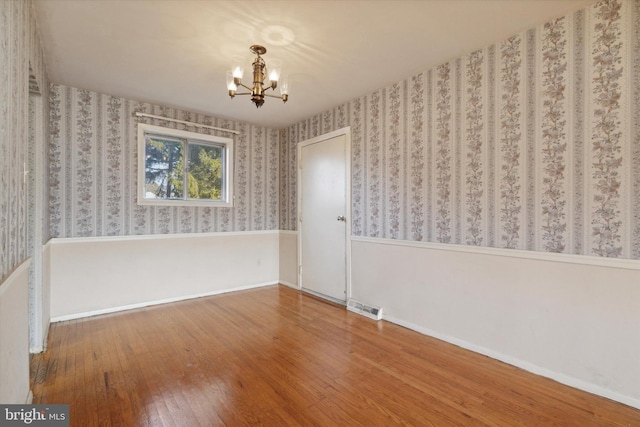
[
  {"left": 279, "top": 231, "right": 298, "bottom": 289},
  {"left": 50, "top": 231, "right": 282, "bottom": 321},
  {"left": 0, "top": 260, "right": 31, "bottom": 403},
  {"left": 39, "top": 242, "right": 51, "bottom": 351},
  {"left": 350, "top": 237, "right": 640, "bottom": 409}
]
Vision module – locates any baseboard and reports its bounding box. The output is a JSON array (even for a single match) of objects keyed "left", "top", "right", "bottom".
[
  {"left": 279, "top": 280, "right": 299, "bottom": 290},
  {"left": 51, "top": 281, "right": 279, "bottom": 323},
  {"left": 383, "top": 314, "right": 640, "bottom": 410}
]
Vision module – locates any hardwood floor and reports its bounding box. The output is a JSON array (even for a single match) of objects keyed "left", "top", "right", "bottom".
[{"left": 31, "top": 285, "right": 639, "bottom": 426}]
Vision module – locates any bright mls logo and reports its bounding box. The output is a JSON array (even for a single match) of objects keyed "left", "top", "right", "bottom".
[{"left": 0, "top": 405, "right": 69, "bottom": 426}]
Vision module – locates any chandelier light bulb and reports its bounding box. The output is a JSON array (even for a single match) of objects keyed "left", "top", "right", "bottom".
[
  {"left": 226, "top": 71, "right": 237, "bottom": 90},
  {"left": 280, "top": 78, "right": 289, "bottom": 102},
  {"left": 268, "top": 58, "right": 281, "bottom": 83},
  {"left": 279, "top": 78, "right": 289, "bottom": 95},
  {"left": 232, "top": 66, "right": 244, "bottom": 79}
]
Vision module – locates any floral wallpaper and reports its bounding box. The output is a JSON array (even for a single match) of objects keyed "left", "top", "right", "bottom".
[
  {"left": 0, "top": 0, "right": 48, "bottom": 282},
  {"left": 282, "top": 0, "right": 640, "bottom": 260},
  {"left": 49, "top": 85, "right": 280, "bottom": 237}
]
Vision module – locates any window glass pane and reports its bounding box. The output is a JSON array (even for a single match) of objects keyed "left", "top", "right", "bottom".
[
  {"left": 144, "top": 135, "right": 184, "bottom": 199},
  {"left": 187, "top": 143, "right": 224, "bottom": 200}
]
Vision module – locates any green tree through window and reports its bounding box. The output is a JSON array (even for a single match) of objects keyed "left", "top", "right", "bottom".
[
  {"left": 145, "top": 136, "right": 184, "bottom": 199},
  {"left": 168, "top": 143, "right": 223, "bottom": 200},
  {"left": 188, "top": 144, "right": 223, "bottom": 200}
]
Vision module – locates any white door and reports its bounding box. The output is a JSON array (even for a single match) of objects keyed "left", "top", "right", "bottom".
[{"left": 299, "top": 128, "right": 350, "bottom": 303}]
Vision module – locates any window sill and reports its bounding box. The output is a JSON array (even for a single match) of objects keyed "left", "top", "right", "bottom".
[{"left": 136, "top": 199, "right": 233, "bottom": 208}]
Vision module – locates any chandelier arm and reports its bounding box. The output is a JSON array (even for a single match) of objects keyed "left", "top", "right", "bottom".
[
  {"left": 263, "top": 93, "right": 285, "bottom": 99},
  {"left": 237, "top": 82, "right": 253, "bottom": 91},
  {"left": 233, "top": 92, "right": 252, "bottom": 96}
]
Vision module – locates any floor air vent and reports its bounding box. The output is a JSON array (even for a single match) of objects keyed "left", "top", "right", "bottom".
[{"left": 347, "top": 299, "right": 383, "bottom": 321}]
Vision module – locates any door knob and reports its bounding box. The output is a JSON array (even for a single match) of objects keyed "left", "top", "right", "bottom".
[{"left": 337, "top": 216, "right": 346, "bottom": 222}]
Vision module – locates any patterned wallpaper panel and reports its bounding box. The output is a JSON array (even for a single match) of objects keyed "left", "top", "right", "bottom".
[
  {"left": 49, "top": 85, "right": 281, "bottom": 237},
  {"left": 0, "top": 0, "right": 48, "bottom": 282},
  {"left": 283, "top": 0, "right": 640, "bottom": 260}
]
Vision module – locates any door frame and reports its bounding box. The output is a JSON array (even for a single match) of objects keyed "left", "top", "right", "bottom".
[{"left": 297, "top": 127, "right": 352, "bottom": 303}]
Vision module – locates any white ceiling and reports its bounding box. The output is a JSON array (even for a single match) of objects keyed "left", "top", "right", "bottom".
[{"left": 33, "top": 0, "right": 595, "bottom": 128}]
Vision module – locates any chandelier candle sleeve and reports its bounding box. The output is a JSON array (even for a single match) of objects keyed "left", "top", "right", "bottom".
[{"left": 227, "top": 45, "right": 289, "bottom": 108}]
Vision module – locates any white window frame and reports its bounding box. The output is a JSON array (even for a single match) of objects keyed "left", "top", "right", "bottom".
[{"left": 137, "top": 123, "right": 234, "bottom": 207}]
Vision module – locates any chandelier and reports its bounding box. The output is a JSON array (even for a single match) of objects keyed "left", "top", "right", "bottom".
[{"left": 226, "top": 45, "right": 289, "bottom": 108}]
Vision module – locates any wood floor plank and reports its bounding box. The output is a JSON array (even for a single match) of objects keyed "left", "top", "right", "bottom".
[{"left": 31, "top": 285, "right": 640, "bottom": 426}]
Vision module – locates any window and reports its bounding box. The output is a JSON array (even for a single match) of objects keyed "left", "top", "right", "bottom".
[{"left": 137, "top": 123, "right": 233, "bottom": 207}]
